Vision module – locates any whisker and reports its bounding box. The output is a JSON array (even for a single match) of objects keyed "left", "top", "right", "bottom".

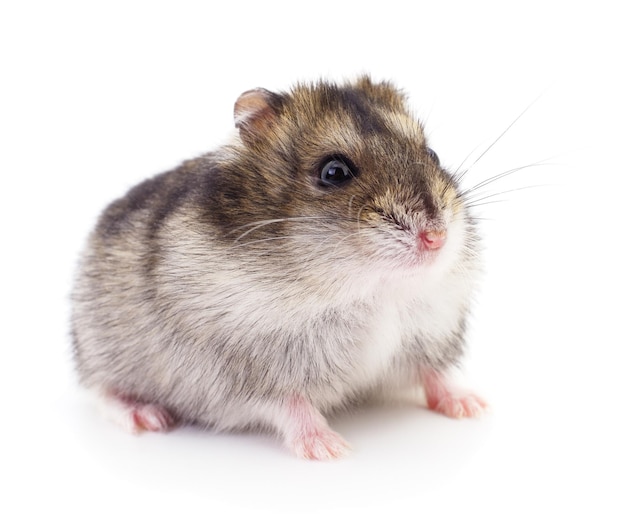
[
  {"left": 453, "top": 146, "right": 482, "bottom": 180},
  {"left": 460, "top": 159, "right": 555, "bottom": 197},
  {"left": 326, "top": 231, "right": 365, "bottom": 261},
  {"left": 231, "top": 233, "right": 332, "bottom": 250},
  {"left": 348, "top": 194, "right": 358, "bottom": 220},
  {"left": 463, "top": 93, "right": 544, "bottom": 174},
  {"left": 355, "top": 203, "right": 368, "bottom": 242},
  {"left": 230, "top": 216, "right": 327, "bottom": 242},
  {"left": 464, "top": 184, "right": 550, "bottom": 207},
  {"left": 228, "top": 218, "right": 288, "bottom": 234},
  {"left": 231, "top": 236, "right": 296, "bottom": 249}
]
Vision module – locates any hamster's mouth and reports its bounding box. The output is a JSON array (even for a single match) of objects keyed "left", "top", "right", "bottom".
[{"left": 352, "top": 218, "right": 457, "bottom": 275}]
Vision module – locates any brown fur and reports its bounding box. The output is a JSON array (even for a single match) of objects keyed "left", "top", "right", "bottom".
[{"left": 71, "top": 76, "right": 481, "bottom": 450}]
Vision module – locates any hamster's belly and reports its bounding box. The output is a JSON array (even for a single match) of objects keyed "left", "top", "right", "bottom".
[
  {"left": 352, "top": 301, "right": 405, "bottom": 384},
  {"left": 336, "top": 278, "right": 471, "bottom": 402}
]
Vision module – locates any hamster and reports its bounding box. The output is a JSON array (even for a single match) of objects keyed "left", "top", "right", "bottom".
[{"left": 71, "top": 76, "right": 487, "bottom": 460}]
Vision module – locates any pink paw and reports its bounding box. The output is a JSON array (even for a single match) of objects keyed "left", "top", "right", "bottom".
[
  {"left": 288, "top": 428, "right": 351, "bottom": 461},
  {"left": 421, "top": 368, "right": 488, "bottom": 419},
  {"left": 95, "top": 389, "right": 177, "bottom": 434},
  {"left": 428, "top": 393, "right": 488, "bottom": 419},
  {"left": 282, "top": 396, "right": 351, "bottom": 460},
  {"left": 130, "top": 403, "right": 176, "bottom": 433}
]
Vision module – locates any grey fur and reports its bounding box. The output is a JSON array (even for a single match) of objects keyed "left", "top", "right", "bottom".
[{"left": 71, "top": 77, "right": 481, "bottom": 437}]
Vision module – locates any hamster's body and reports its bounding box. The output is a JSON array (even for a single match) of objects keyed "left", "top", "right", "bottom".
[{"left": 72, "top": 77, "right": 486, "bottom": 459}]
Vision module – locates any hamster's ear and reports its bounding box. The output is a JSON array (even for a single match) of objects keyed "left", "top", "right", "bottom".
[
  {"left": 234, "top": 88, "right": 282, "bottom": 145},
  {"left": 353, "top": 75, "right": 407, "bottom": 112}
]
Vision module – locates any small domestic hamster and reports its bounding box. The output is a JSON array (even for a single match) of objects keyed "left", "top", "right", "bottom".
[{"left": 71, "top": 76, "right": 487, "bottom": 460}]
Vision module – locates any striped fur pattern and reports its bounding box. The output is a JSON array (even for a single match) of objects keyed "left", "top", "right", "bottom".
[{"left": 71, "top": 76, "right": 485, "bottom": 458}]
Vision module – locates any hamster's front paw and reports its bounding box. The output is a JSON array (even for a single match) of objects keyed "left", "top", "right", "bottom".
[
  {"left": 427, "top": 392, "right": 488, "bottom": 418},
  {"left": 288, "top": 427, "right": 351, "bottom": 461},
  {"left": 421, "top": 368, "right": 488, "bottom": 419}
]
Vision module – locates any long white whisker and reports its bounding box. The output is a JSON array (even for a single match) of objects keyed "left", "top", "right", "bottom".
[
  {"left": 453, "top": 146, "right": 482, "bottom": 179},
  {"left": 325, "top": 231, "right": 365, "bottom": 262},
  {"left": 348, "top": 194, "right": 357, "bottom": 218},
  {"left": 464, "top": 184, "right": 551, "bottom": 207},
  {"left": 356, "top": 204, "right": 368, "bottom": 244},
  {"left": 461, "top": 159, "right": 554, "bottom": 197},
  {"left": 464, "top": 94, "right": 543, "bottom": 174},
  {"left": 232, "top": 233, "right": 331, "bottom": 249},
  {"left": 230, "top": 216, "right": 327, "bottom": 243},
  {"left": 230, "top": 236, "right": 293, "bottom": 248}
]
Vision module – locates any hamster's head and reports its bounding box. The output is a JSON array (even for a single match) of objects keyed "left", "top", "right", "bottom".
[{"left": 213, "top": 76, "right": 477, "bottom": 283}]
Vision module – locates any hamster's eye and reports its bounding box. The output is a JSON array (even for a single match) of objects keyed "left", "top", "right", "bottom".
[
  {"left": 319, "top": 157, "right": 356, "bottom": 187},
  {"left": 426, "top": 147, "right": 440, "bottom": 165}
]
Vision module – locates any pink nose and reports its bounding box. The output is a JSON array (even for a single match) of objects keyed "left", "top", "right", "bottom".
[{"left": 420, "top": 229, "right": 447, "bottom": 250}]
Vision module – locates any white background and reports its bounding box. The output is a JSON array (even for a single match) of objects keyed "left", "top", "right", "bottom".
[{"left": 2, "top": 1, "right": 625, "bottom": 524}]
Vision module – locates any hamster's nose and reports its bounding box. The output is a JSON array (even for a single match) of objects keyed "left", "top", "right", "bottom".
[{"left": 419, "top": 229, "right": 447, "bottom": 250}]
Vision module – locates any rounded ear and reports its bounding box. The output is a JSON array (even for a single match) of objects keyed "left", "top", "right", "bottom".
[{"left": 234, "top": 88, "right": 282, "bottom": 145}]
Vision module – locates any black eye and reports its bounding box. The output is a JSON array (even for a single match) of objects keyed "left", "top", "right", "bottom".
[
  {"left": 426, "top": 147, "right": 440, "bottom": 165},
  {"left": 319, "top": 157, "right": 355, "bottom": 187}
]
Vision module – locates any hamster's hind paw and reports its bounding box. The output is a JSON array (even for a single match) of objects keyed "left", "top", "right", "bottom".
[
  {"left": 130, "top": 403, "right": 177, "bottom": 432},
  {"left": 94, "top": 389, "right": 177, "bottom": 433}
]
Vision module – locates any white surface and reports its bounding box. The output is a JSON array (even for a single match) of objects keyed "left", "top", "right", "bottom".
[{"left": 2, "top": 1, "right": 624, "bottom": 524}]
